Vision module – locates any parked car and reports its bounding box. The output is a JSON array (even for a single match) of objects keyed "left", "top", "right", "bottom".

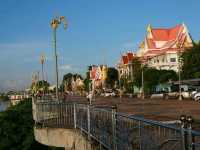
[
  {"left": 166, "top": 91, "right": 191, "bottom": 99},
  {"left": 104, "top": 91, "right": 116, "bottom": 97},
  {"left": 191, "top": 89, "right": 200, "bottom": 99},
  {"left": 150, "top": 91, "right": 166, "bottom": 99},
  {"left": 150, "top": 90, "right": 191, "bottom": 100},
  {"left": 100, "top": 90, "right": 116, "bottom": 97},
  {"left": 194, "top": 92, "right": 200, "bottom": 101}
]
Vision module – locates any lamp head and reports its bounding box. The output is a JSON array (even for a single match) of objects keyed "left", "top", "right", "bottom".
[
  {"left": 51, "top": 16, "right": 68, "bottom": 30},
  {"left": 180, "top": 115, "right": 186, "bottom": 123},
  {"left": 187, "top": 116, "right": 193, "bottom": 124},
  {"left": 51, "top": 19, "right": 59, "bottom": 29},
  {"left": 40, "top": 54, "right": 45, "bottom": 64},
  {"left": 59, "top": 16, "right": 68, "bottom": 30}
]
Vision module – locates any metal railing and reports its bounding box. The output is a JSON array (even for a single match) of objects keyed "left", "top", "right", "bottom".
[{"left": 33, "top": 99, "right": 200, "bottom": 150}]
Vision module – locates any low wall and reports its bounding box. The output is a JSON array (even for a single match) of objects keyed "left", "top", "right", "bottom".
[{"left": 34, "top": 127, "right": 92, "bottom": 150}]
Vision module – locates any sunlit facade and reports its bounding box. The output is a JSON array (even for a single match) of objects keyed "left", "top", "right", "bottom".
[
  {"left": 117, "top": 24, "right": 193, "bottom": 79},
  {"left": 137, "top": 23, "right": 193, "bottom": 72}
]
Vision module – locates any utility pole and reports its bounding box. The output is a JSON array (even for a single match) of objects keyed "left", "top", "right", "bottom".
[{"left": 51, "top": 16, "right": 67, "bottom": 100}]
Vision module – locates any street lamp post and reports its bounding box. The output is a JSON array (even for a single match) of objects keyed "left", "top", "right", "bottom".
[
  {"left": 40, "top": 53, "right": 45, "bottom": 82},
  {"left": 178, "top": 52, "right": 182, "bottom": 100},
  {"left": 141, "top": 64, "right": 144, "bottom": 99},
  {"left": 51, "top": 16, "right": 67, "bottom": 100},
  {"left": 40, "top": 53, "right": 46, "bottom": 96},
  {"left": 177, "top": 43, "right": 183, "bottom": 101}
]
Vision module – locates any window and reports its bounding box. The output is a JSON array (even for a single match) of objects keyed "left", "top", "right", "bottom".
[{"left": 170, "top": 58, "right": 176, "bottom": 62}]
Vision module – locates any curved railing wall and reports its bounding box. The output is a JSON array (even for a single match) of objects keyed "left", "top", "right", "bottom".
[{"left": 33, "top": 99, "right": 200, "bottom": 150}]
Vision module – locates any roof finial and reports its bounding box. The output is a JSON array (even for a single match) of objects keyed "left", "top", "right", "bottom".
[
  {"left": 147, "top": 24, "right": 152, "bottom": 32},
  {"left": 147, "top": 24, "right": 153, "bottom": 39}
]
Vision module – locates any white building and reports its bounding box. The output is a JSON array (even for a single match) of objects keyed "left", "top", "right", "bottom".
[
  {"left": 137, "top": 23, "right": 193, "bottom": 72},
  {"left": 117, "top": 23, "right": 193, "bottom": 84},
  {"left": 9, "top": 93, "right": 30, "bottom": 105},
  {"left": 117, "top": 52, "right": 136, "bottom": 80}
]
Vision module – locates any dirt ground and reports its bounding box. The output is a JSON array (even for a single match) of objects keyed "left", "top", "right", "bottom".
[{"left": 67, "top": 96, "right": 200, "bottom": 129}]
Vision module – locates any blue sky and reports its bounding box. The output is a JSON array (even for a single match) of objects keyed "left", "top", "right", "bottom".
[{"left": 0, "top": 0, "right": 200, "bottom": 91}]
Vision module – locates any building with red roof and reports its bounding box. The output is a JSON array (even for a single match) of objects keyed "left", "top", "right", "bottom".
[
  {"left": 117, "top": 52, "right": 137, "bottom": 80},
  {"left": 137, "top": 23, "right": 193, "bottom": 71},
  {"left": 117, "top": 23, "right": 193, "bottom": 85}
]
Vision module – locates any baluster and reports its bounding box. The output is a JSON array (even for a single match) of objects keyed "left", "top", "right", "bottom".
[
  {"left": 87, "top": 104, "right": 91, "bottom": 140},
  {"left": 73, "top": 103, "right": 76, "bottom": 129},
  {"left": 111, "top": 105, "right": 117, "bottom": 150}
]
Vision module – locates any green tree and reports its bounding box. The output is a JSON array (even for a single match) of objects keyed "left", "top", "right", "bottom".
[
  {"left": 106, "top": 67, "right": 119, "bottom": 89},
  {"left": 143, "top": 68, "right": 177, "bottom": 93},
  {"left": 131, "top": 58, "right": 143, "bottom": 87},
  {"left": 143, "top": 68, "right": 160, "bottom": 93},
  {"left": 62, "top": 73, "right": 83, "bottom": 91},
  {"left": 30, "top": 80, "right": 50, "bottom": 94},
  {"left": 158, "top": 70, "right": 178, "bottom": 83},
  {"left": 130, "top": 58, "right": 178, "bottom": 93},
  {"left": 62, "top": 73, "right": 73, "bottom": 91},
  {"left": 84, "top": 71, "right": 91, "bottom": 92},
  {"left": 0, "top": 93, "right": 9, "bottom": 101},
  {"left": 0, "top": 99, "right": 63, "bottom": 150},
  {"left": 73, "top": 73, "right": 83, "bottom": 80},
  {"left": 181, "top": 41, "right": 200, "bottom": 79}
]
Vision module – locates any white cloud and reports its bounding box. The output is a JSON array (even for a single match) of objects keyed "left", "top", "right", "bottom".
[{"left": 59, "top": 64, "right": 71, "bottom": 70}]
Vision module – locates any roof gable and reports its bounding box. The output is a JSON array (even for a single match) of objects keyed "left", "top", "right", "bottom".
[{"left": 150, "top": 24, "right": 182, "bottom": 41}]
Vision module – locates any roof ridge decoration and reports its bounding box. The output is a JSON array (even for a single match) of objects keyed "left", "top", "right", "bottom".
[
  {"left": 138, "top": 23, "right": 193, "bottom": 57},
  {"left": 147, "top": 24, "right": 153, "bottom": 39}
]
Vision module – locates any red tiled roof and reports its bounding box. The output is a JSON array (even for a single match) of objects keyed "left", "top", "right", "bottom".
[
  {"left": 151, "top": 24, "right": 182, "bottom": 41},
  {"left": 138, "top": 24, "right": 193, "bottom": 63},
  {"left": 122, "top": 56, "right": 128, "bottom": 64},
  {"left": 121, "top": 52, "right": 137, "bottom": 64},
  {"left": 127, "top": 52, "right": 133, "bottom": 61},
  {"left": 146, "top": 39, "right": 156, "bottom": 49},
  {"left": 168, "top": 24, "right": 182, "bottom": 40},
  {"left": 144, "top": 24, "right": 189, "bottom": 51}
]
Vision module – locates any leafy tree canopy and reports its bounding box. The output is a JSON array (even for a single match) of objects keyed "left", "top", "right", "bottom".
[
  {"left": 131, "top": 58, "right": 143, "bottom": 87},
  {"left": 181, "top": 41, "right": 200, "bottom": 79},
  {"left": 30, "top": 80, "right": 50, "bottom": 93},
  {"left": 62, "top": 73, "right": 83, "bottom": 91},
  {"left": 106, "top": 67, "right": 118, "bottom": 88},
  {"left": 83, "top": 71, "right": 91, "bottom": 92},
  {"left": 0, "top": 93, "right": 9, "bottom": 101},
  {"left": 0, "top": 99, "right": 63, "bottom": 150},
  {"left": 126, "top": 58, "right": 178, "bottom": 93}
]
